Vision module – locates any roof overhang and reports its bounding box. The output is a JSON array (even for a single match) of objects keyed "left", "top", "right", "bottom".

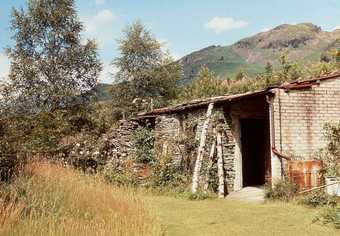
[
  {"left": 136, "top": 71, "right": 340, "bottom": 118},
  {"left": 138, "top": 89, "right": 271, "bottom": 117}
]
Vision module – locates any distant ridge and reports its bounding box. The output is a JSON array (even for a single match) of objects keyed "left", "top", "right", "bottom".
[{"left": 179, "top": 23, "right": 340, "bottom": 82}]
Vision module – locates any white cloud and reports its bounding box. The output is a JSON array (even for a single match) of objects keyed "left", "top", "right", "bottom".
[
  {"left": 99, "top": 61, "right": 117, "bottom": 83},
  {"left": 94, "top": 9, "right": 115, "bottom": 24},
  {"left": 82, "top": 9, "right": 116, "bottom": 48},
  {"left": 158, "top": 38, "right": 182, "bottom": 60},
  {"left": 95, "top": 0, "right": 106, "bottom": 5},
  {"left": 84, "top": 9, "right": 115, "bottom": 34},
  {"left": 260, "top": 27, "right": 272, "bottom": 32},
  {"left": 0, "top": 53, "right": 10, "bottom": 80},
  {"left": 205, "top": 17, "right": 248, "bottom": 34}
]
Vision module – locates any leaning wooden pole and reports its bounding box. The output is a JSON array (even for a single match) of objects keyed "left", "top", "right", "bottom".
[
  {"left": 203, "top": 138, "right": 216, "bottom": 193},
  {"left": 216, "top": 130, "right": 225, "bottom": 198},
  {"left": 191, "top": 103, "right": 214, "bottom": 194}
]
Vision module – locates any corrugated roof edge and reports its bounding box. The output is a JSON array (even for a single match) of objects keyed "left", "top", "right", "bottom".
[{"left": 137, "top": 71, "right": 340, "bottom": 117}]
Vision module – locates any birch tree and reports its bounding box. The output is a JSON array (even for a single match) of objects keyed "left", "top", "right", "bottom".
[
  {"left": 112, "top": 21, "right": 182, "bottom": 119},
  {"left": 6, "top": 0, "right": 101, "bottom": 114}
]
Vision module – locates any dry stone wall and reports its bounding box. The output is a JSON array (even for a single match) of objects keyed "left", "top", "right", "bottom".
[{"left": 154, "top": 106, "right": 237, "bottom": 192}]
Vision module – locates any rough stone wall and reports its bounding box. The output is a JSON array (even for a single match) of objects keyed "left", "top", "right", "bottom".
[
  {"left": 103, "top": 120, "right": 139, "bottom": 161},
  {"left": 154, "top": 114, "right": 181, "bottom": 162},
  {"left": 222, "top": 114, "right": 236, "bottom": 192},
  {"left": 154, "top": 106, "right": 237, "bottom": 192},
  {"left": 272, "top": 77, "right": 340, "bottom": 159}
]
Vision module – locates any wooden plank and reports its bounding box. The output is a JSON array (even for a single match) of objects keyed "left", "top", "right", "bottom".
[
  {"left": 217, "top": 130, "right": 225, "bottom": 198},
  {"left": 203, "top": 137, "right": 216, "bottom": 193}
]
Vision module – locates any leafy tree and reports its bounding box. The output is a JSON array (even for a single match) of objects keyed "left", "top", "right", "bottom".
[
  {"left": 235, "top": 70, "right": 246, "bottom": 81},
  {"left": 178, "top": 66, "right": 224, "bottom": 102},
  {"left": 0, "top": 0, "right": 104, "bottom": 155},
  {"left": 264, "top": 62, "right": 273, "bottom": 86},
  {"left": 112, "top": 21, "right": 182, "bottom": 119},
  {"left": 278, "top": 54, "right": 302, "bottom": 81},
  {"left": 5, "top": 0, "right": 101, "bottom": 114}
]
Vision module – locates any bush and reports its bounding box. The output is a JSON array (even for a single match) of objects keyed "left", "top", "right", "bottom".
[
  {"left": 317, "top": 123, "right": 340, "bottom": 177},
  {"left": 299, "top": 191, "right": 338, "bottom": 208},
  {"left": 0, "top": 153, "right": 26, "bottom": 182},
  {"left": 186, "top": 192, "right": 214, "bottom": 201},
  {"left": 149, "top": 154, "right": 189, "bottom": 190},
  {"left": 102, "top": 162, "right": 139, "bottom": 186},
  {"left": 133, "top": 124, "right": 155, "bottom": 164},
  {"left": 265, "top": 179, "right": 298, "bottom": 201},
  {"left": 314, "top": 206, "right": 340, "bottom": 229}
]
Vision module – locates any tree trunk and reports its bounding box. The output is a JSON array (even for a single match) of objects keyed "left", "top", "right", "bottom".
[
  {"left": 191, "top": 103, "right": 214, "bottom": 193},
  {"left": 216, "top": 130, "right": 225, "bottom": 198},
  {"left": 203, "top": 138, "right": 216, "bottom": 193}
]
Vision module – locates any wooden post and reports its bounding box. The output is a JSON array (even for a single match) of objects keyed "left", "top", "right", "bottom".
[
  {"left": 216, "top": 130, "right": 225, "bottom": 198},
  {"left": 191, "top": 103, "right": 214, "bottom": 194},
  {"left": 203, "top": 138, "right": 216, "bottom": 193}
]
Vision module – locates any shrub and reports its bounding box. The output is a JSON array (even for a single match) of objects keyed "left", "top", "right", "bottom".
[
  {"left": 314, "top": 206, "right": 340, "bottom": 229},
  {"left": 186, "top": 192, "right": 214, "bottom": 201},
  {"left": 149, "top": 154, "right": 189, "bottom": 190},
  {"left": 133, "top": 124, "right": 155, "bottom": 164},
  {"left": 265, "top": 179, "right": 298, "bottom": 201},
  {"left": 299, "top": 191, "right": 338, "bottom": 207},
  {"left": 0, "top": 153, "right": 26, "bottom": 182},
  {"left": 317, "top": 122, "right": 340, "bottom": 177},
  {"left": 102, "top": 162, "right": 139, "bottom": 186}
]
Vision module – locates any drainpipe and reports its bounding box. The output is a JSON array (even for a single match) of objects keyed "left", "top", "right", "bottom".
[{"left": 266, "top": 92, "right": 284, "bottom": 184}]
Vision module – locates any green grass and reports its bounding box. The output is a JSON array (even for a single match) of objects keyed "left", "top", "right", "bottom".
[
  {"left": 1, "top": 163, "right": 338, "bottom": 236},
  {"left": 144, "top": 195, "right": 339, "bottom": 236}
]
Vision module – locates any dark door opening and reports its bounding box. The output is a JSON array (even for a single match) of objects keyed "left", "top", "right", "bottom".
[{"left": 241, "top": 119, "right": 270, "bottom": 187}]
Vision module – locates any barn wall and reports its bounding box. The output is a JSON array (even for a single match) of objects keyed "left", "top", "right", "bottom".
[{"left": 272, "top": 77, "right": 340, "bottom": 160}]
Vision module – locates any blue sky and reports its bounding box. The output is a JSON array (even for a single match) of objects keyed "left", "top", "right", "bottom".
[{"left": 1, "top": 0, "right": 340, "bottom": 83}]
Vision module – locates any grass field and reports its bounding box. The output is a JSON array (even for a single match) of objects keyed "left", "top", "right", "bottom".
[
  {"left": 0, "top": 163, "right": 338, "bottom": 236},
  {"left": 145, "top": 196, "right": 339, "bottom": 236}
]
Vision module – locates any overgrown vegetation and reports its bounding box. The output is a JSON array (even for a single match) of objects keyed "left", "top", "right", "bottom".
[
  {"left": 133, "top": 124, "right": 156, "bottom": 165},
  {"left": 317, "top": 122, "right": 340, "bottom": 177},
  {"left": 177, "top": 54, "right": 340, "bottom": 103},
  {"left": 314, "top": 206, "right": 340, "bottom": 229},
  {"left": 265, "top": 179, "right": 299, "bottom": 201},
  {"left": 299, "top": 191, "right": 338, "bottom": 208},
  {"left": 0, "top": 162, "right": 163, "bottom": 236},
  {"left": 0, "top": 0, "right": 340, "bottom": 234}
]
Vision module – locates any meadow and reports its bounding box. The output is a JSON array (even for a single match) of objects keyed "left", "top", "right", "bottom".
[{"left": 0, "top": 163, "right": 338, "bottom": 236}]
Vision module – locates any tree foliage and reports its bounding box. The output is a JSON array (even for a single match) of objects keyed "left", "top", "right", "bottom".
[
  {"left": 111, "top": 21, "right": 182, "bottom": 119},
  {"left": 5, "top": 0, "right": 101, "bottom": 114},
  {"left": 178, "top": 66, "right": 224, "bottom": 102},
  {"left": 0, "top": 0, "right": 106, "bottom": 155}
]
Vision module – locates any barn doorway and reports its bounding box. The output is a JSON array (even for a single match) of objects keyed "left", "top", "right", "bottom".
[{"left": 241, "top": 119, "right": 270, "bottom": 187}]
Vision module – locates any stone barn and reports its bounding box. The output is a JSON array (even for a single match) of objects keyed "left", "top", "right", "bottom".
[{"left": 137, "top": 72, "right": 340, "bottom": 194}]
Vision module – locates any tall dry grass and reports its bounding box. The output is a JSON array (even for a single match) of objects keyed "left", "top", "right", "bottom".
[{"left": 0, "top": 162, "right": 163, "bottom": 236}]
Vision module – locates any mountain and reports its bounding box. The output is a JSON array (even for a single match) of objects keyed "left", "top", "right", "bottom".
[{"left": 180, "top": 23, "right": 340, "bottom": 82}]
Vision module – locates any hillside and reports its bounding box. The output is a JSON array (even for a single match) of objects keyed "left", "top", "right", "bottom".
[{"left": 180, "top": 23, "right": 340, "bottom": 82}]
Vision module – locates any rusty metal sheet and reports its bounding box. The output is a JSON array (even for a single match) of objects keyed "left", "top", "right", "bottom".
[{"left": 288, "top": 160, "right": 323, "bottom": 190}]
